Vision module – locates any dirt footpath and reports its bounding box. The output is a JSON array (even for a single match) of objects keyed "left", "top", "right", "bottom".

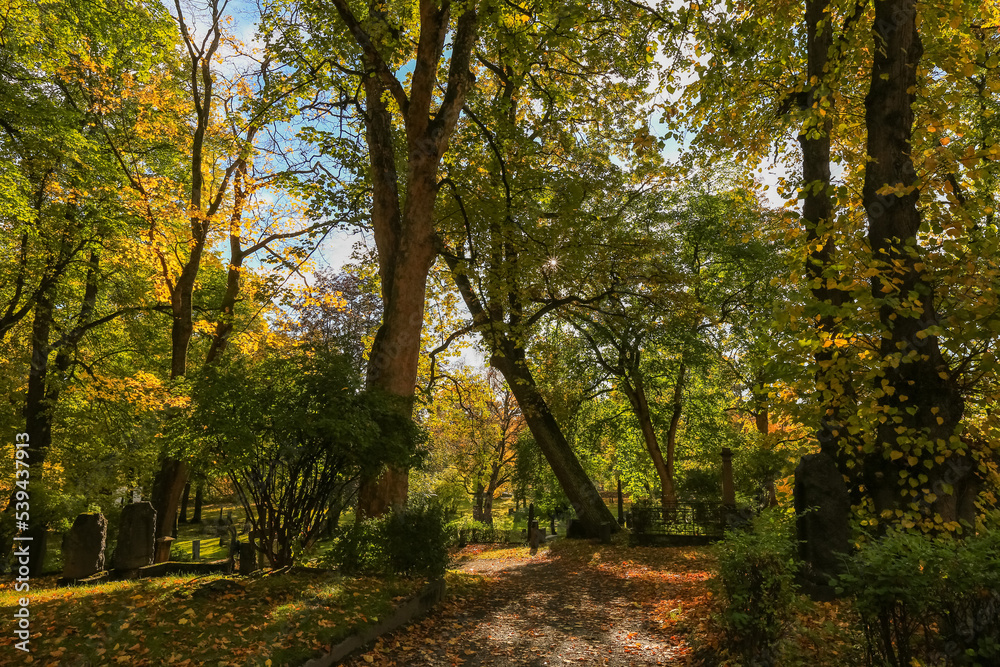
[{"left": 343, "top": 540, "right": 716, "bottom": 666}]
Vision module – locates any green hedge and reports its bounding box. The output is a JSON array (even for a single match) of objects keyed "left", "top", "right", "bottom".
[
  {"left": 835, "top": 528, "right": 1000, "bottom": 667},
  {"left": 328, "top": 500, "right": 449, "bottom": 579}
]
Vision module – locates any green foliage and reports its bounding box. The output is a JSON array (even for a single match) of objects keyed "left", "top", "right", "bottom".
[
  {"left": 714, "top": 509, "right": 800, "bottom": 666},
  {"left": 835, "top": 529, "right": 1000, "bottom": 667},
  {"left": 192, "top": 346, "right": 426, "bottom": 567},
  {"left": 330, "top": 500, "right": 449, "bottom": 580}
]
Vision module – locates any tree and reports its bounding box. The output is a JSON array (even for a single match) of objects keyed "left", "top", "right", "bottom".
[
  {"left": 669, "top": 0, "right": 1000, "bottom": 529},
  {"left": 81, "top": 0, "right": 336, "bottom": 559},
  {"left": 278, "top": 0, "right": 479, "bottom": 516},
  {"left": 425, "top": 366, "right": 523, "bottom": 524},
  {"left": 430, "top": 0, "right": 665, "bottom": 534}
]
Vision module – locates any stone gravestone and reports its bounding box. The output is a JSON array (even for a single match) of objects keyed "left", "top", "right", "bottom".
[
  {"left": 794, "top": 452, "right": 850, "bottom": 600},
  {"left": 111, "top": 502, "right": 156, "bottom": 572},
  {"left": 238, "top": 542, "right": 256, "bottom": 574},
  {"left": 192, "top": 539, "right": 201, "bottom": 561},
  {"left": 62, "top": 512, "right": 107, "bottom": 580},
  {"left": 528, "top": 520, "right": 541, "bottom": 551}
]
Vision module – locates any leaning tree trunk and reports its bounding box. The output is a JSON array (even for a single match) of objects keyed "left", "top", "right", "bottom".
[
  {"left": 861, "top": 0, "right": 964, "bottom": 521},
  {"left": 490, "top": 340, "right": 620, "bottom": 537}
]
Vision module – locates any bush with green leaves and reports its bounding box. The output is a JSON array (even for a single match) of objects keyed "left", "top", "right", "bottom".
[
  {"left": 714, "top": 509, "right": 800, "bottom": 666},
  {"left": 330, "top": 500, "right": 449, "bottom": 579},
  {"left": 192, "top": 347, "right": 425, "bottom": 568},
  {"left": 836, "top": 528, "right": 1000, "bottom": 667}
]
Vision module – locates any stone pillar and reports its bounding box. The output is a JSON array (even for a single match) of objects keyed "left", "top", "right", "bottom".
[
  {"left": 721, "top": 448, "right": 736, "bottom": 508},
  {"left": 192, "top": 539, "right": 201, "bottom": 561},
  {"left": 62, "top": 513, "right": 107, "bottom": 580}
]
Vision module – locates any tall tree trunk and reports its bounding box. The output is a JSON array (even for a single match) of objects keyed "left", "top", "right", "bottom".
[
  {"left": 472, "top": 483, "right": 484, "bottom": 522},
  {"left": 482, "top": 489, "right": 494, "bottom": 526},
  {"left": 21, "top": 289, "right": 54, "bottom": 575},
  {"left": 18, "top": 250, "right": 101, "bottom": 574},
  {"left": 798, "top": 0, "right": 857, "bottom": 468},
  {"left": 861, "top": 0, "right": 964, "bottom": 520},
  {"left": 342, "top": 1, "right": 479, "bottom": 518},
  {"left": 620, "top": 370, "right": 677, "bottom": 510},
  {"left": 178, "top": 482, "right": 191, "bottom": 523},
  {"left": 191, "top": 482, "right": 203, "bottom": 523},
  {"left": 664, "top": 362, "right": 686, "bottom": 497}
]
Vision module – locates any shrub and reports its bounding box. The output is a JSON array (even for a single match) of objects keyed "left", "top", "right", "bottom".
[
  {"left": 836, "top": 528, "right": 1000, "bottom": 667},
  {"left": 330, "top": 500, "right": 449, "bottom": 579},
  {"left": 192, "top": 348, "right": 425, "bottom": 568},
  {"left": 714, "top": 509, "right": 800, "bottom": 666}
]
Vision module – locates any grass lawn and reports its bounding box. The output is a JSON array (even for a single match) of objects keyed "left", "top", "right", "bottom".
[{"left": 0, "top": 569, "right": 425, "bottom": 666}]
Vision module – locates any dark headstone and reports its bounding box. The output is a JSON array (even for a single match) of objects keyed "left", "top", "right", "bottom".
[
  {"left": 528, "top": 520, "right": 541, "bottom": 550},
  {"left": 239, "top": 542, "right": 256, "bottom": 574},
  {"left": 795, "top": 452, "right": 850, "bottom": 598},
  {"left": 599, "top": 522, "right": 612, "bottom": 544},
  {"left": 111, "top": 502, "right": 156, "bottom": 571},
  {"left": 62, "top": 513, "right": 107, "bottom": 580},
  {"left": 192, "top": 540, "right": 201, "bottom": 561},
  {"left": 550, "top": 514, "right": 556, "bottom": 536},
  {"left": 566, "top": 518, "right": 588, "bottom": 539}
]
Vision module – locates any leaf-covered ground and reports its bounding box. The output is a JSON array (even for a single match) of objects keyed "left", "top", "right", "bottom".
[
  {"left": 0, "top": 569, "right": 421, "bottom": 666},
  {"left": 343, "top": 539, "right": 717, "bottom": 666}
]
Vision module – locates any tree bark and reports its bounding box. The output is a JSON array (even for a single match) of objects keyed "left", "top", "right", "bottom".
[
  {"left": 191, "top": 482, "right": 203, "bottom": 523},
  {"left": 343, "top": 1, "right": 479, "bottom": 518},
  {"left": 21, "top": 288, "right": 54, "bottom": 575},
  {"left": 797, "top": 0, "right": 858, "bottom": 472},
  {"left": 489, "top": 340, "right": 620, "bottom": 536},
  {"left": 861, "top": 0, "right": 964, "bottom": 519},
  {"left": 178, "top": 482, "right": 191, "bottom": 523},
  {"left": 17, "top": 250, "right": 101, "bottom": 574},
  {"left": 620, "top": 370, "right": 677, "bottom": 510}
]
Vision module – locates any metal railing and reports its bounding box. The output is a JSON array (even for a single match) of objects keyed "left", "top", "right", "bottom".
[{"left": 629, "top": 502, "right": 734, "bottom": 546}]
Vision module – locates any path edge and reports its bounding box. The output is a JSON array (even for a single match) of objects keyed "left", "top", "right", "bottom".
[{"left": 301, "top": 577, "right": 447, "bottom": 667}]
